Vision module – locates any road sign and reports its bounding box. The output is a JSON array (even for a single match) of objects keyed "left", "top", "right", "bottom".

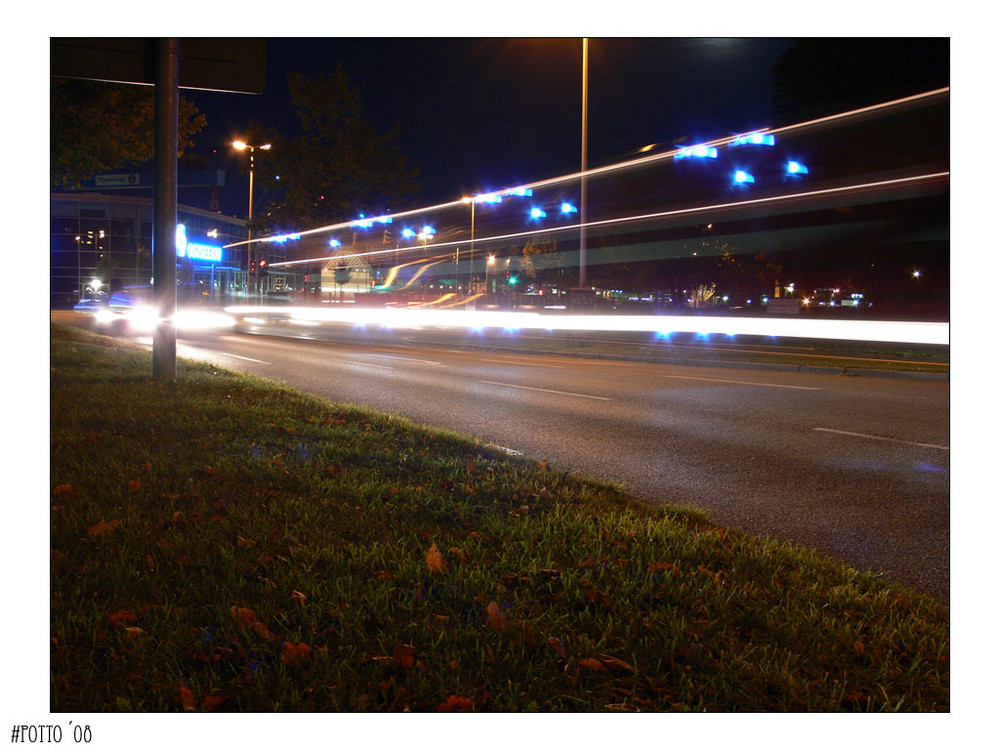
[{"left": 51, "top": 38, "right": 266, "bottom": 94}]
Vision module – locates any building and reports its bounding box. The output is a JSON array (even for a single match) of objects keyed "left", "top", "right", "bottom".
[{"left": 51, "top": 192, "right": 249, "bottom": 308}]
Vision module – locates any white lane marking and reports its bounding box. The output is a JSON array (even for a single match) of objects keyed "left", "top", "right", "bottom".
[
  {"left": 347, "top": 361, "right": 394, "bottom": 370},
  {"left": 480, "top": 380, "right": 612, "bottom": 401},
  {"left": 224, "top": 352, "right": 271, "bottom": 364},
  {"left": 370, "top": 353, "right": 442, "bottom": 365},
  {"left": 487, "top": 443, "right": 524, "bottom": 456},
  {"left": 481, "top": 357, "right": 563, "bottom": 369},
  {"left": 663, "top": 374, "right": 820, "bottom": 391},
  {"left": 813, "top": 427, "right": 949, "bottom": 451}
]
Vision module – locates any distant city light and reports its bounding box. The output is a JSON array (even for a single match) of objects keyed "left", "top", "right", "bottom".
[
  {"left": 507, "top": 187, "right": 533, "bottom": 197},
  {"left": 529, "top": 208, "right": 547, "bottom": 219},
  {"left": 786, "top": 160, "right": 809, "bottom": 174},
  {"left": 733, "top": 170, "right": 755, "bottom": 184},
  {"left": 329, "top": 238, "right": 342, "bottom": 248},
  {"left": 421, "top": 225, "right": 436, "bottom": 235},
  {"left": 560, "top": 202, "right": 578, "bottom": 214},
  {"left": 401, "top": 228, "right": 416, "bottom": 238}
]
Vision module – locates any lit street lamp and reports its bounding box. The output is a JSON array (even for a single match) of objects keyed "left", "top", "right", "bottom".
[{"left": 233, "top": 140, "right": 271, "bottom": 298}]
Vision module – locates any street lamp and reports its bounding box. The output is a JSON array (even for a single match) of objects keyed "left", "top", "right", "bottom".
[
  {"left": 580, "top": 37, "right": 589, "bottom": 288},
  {"left": 485, "top": 254, "right": 496, "bottom": 301},
  {"left": 233, "top": 140, "right": 271, "bottom": 298}
]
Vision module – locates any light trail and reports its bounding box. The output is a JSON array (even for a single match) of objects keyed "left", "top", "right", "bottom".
[
  {"left": 226, "top": 87, "right": 948, "bottom": 253},
  {"left": 267, "top": 171, "right": 949, "bottom": 268},
  {"left": 223, "top": 305, "right": 949, "bottom": 346}
]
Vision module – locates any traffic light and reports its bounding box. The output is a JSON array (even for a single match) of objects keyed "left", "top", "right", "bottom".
[
  {"left": 249, "top": 259, "right": 258, "bottom": 275},
  {"left": 258, "top": 258, "right": 268, "bottom": 275}
]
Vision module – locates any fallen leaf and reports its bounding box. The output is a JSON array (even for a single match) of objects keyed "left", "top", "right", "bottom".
[
  {"left": 178, "top": 683, "right": 197, "bottom": 711},
  {"left": 143, "top": 462, "right": 153, "bottom": 473},
  {"left": 547, "top": 637, "right": 569, "bottom": 660},
  {"left": 200, "top": 693, "right": 229, "bottom": 711},
  {"left": 106, "top": 610, "right": 138, "bottom": 627},
  {"left": 291, "top": 590, "right": 307, "bottom": 604},
  {"left": 648, "top": 561, "right": 677, "bottom": 574},
  {"left": 145, "top": 554, "right": 156, "bottom": 570},
  {"left": 230, "top": 606, "right": 258, "bottom": 628},
  {"left": 485, "top": 601, "right": 507, "bottom": 630},
  {"left": 599, "top": 653, "right": 637, "bottom": 672},
  {"left": 425, "top": 543, "right": 447, "bottom": 573},
  {"left": 125, "top": 627, "right": 145, "bottom": 638},
  {"left": 281, "top": 641, "right": 312, "bottom": 667},
  {"left": 393, "top": 644, "right": 416, "bottom": 670},
  {"left": 438, "top": 695, "right": 475, "bottom": 712},
  {"left": 578, "top": 657, "right": 608, "bottom": 672},
  {"left": 250, "top": 622, "right": 277, "bottom": 641},
  {"left": 127, "top": 480, "right": 142, "bottom": 492},
  {"left": 53, "top": 484, "right": 73, "bottom": 497},
  {"left": 87, "top": 519, "right": 121, "bottom": 537}
]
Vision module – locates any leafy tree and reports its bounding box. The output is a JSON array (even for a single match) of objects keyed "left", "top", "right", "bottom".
[
  {"left": 520, "top": 236, "right": 561, "bottom": 283},
  {"left": 255, "top": 69, "right": 420, "bottom": 235},
  {"left": 50, "top": 78, "right": 207, "bottom": 189}
]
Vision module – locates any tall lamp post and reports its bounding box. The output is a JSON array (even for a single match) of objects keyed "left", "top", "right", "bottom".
[
  {"left": 579, "top": 37, "right": 589, "bottom": 289},
  {"left": 233, "top": 140, "right": 271, "bottom": 299}
]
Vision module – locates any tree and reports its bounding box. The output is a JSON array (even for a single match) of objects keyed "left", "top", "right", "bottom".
[
  {"left": 255, "top": 69, "right": 420, "bottom": 235},
  {"left": 50, "top": 78, "right": 207, "bottom": 189},
  {"left": 520, "top": 236, "right": 561, "bottom": 284}
]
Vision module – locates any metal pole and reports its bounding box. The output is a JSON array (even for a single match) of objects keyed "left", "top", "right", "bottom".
[
  {"left": 152, "top": 37, "right": 178, "bottom": 382},
  {"left": 579, "top": 37, "right": 589, "bottom": 289},
  {"left": 247, "top": 148, "right": 254, "bottom": 301},
  {"left": 470, "top": 200, "right": 475, "bottom": 293}
]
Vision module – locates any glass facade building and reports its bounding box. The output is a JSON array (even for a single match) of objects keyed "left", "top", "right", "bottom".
[{"left": 50, "top": 192, "right": 249, "bottom": 308}]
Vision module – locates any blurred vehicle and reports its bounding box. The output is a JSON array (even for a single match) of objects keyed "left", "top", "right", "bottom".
[
  {"left": 82, "top": 285, "right": 235, "bottom": 334},
  {"left": 72, "top": 292, "right": 108, "bottom": 312}
]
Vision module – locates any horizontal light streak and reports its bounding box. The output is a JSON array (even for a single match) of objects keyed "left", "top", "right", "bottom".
[
  {"left": 268, "top": 171, "right": 948, "bottom": 269},
  {"left": 227, "top": 88, "right": 948, "bottom": 251},
  {"left": 223, "top": 305, "right": 949, "bottom": 346}
]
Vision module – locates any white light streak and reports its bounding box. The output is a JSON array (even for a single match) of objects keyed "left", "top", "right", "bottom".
[
  {"left": 267, "top": 171, "right": 948, "bottom": 268},
  {"left": 226, "top": 88, "right": 948, "bottom": 252},
  {"left": 224, "top": 306, "right": 949, "bottom": 346}
]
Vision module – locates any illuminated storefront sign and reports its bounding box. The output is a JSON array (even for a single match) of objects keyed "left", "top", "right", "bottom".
[{"left": 175, "top": 224, "right": 222, "bottom": 263}]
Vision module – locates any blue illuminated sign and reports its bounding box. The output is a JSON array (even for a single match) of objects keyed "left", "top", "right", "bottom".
[
  {"left": 675, "top": 145, "right": 718, "bottom": 160},
  {"left": 731, "top": 132, "right": 775, "bottom": 147},
  {"left": 175, "top": 224, "right": 222, "bottom": 263}
]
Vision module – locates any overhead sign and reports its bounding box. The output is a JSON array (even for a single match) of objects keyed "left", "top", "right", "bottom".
[{"left": 51, "top": 38, "right": 266, "bottom": 94}]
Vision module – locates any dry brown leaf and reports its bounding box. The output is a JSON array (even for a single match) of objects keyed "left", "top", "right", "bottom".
[
  {"left": 425, "top": 543, "right": 447, "bottom": 573},
  {"left": 230, "top": 606, "right": 258, "bottom": 628},
  {"left": 599, "top": 653, "right": 637, "bottom": 672},
  {"left": 200, "top": 693, "right": 229, "bottom": 711},
  {"left": 291, "top": 590, "right": 307, "bottom": 604},
  {"left": 178, "top": 683, "right": 197, "bottom": 711},
  {"left": 547, "top": 636, "right": 569, "bottom": 660},
  {"left": 87, "top": 519, "right": 121, "bottom": 537},
  {"left": 438, "top": 695, "right": 475, "bottom": 712},
  {"left": 578, "top": 657, "right": 608, "bottom": 672},
  {"left": 53, "top": 484, "right": 74, "bottom": 497},
  {"left": 250, "top": 622, "right": 277, "bottom": 641},
  {"left": 281, "top": 641, "right": 312, "bottom": 667},
  {"left": 486, "top": 601, "right": 507, "bottom": 630},
  {"left": 127, "top": 480, "right": 142, "bottom": 492},
  {"left": 105, "top": 610, "right": 138, "bottom": 627},
  {"left": 393, "top": 643, "right": 416, "bottom": 670}
]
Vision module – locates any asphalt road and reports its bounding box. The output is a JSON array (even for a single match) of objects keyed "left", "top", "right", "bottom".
[{"left": 55, "top": 314, "right": 950, "bottom": 602}]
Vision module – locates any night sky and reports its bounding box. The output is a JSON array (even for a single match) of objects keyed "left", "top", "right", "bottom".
[{"left": 184, "top": 38, "right": 795, "bottom": 215}]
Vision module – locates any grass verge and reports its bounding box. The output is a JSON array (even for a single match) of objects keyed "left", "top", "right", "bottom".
[{"left": 49, "top": 323, "right": 948, "bottom": 711}]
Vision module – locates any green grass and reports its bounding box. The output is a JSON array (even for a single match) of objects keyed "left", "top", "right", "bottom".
[{"left": 49, "top": 323, "right": 949, "bottom": 711}]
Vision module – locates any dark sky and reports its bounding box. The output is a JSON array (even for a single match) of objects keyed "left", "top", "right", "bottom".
[{"left": 184, "top": 38, "right": 795, "bottom": 214}]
